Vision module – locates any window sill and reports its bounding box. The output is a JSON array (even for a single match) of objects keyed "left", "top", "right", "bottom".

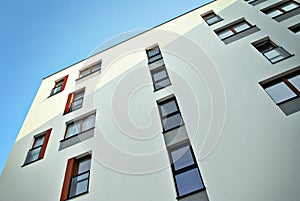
[
  {"left": 21, "top": 157, "right": 43, "bottom": 167},
  {"left": 66, "top": 191, "right": 89, "bottom": 200},
  {"left": 59, "top": 127, "right": 95, "bottom": 151},
  {"left": 176, "top": 187, "right": 206, "bottom": 200}
]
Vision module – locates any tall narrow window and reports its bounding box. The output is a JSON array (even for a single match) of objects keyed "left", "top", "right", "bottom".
[
  {"left": 260, "top": 67, "right": 300, "bottom": 115},
  {"left": 252, "top": 38, "right": 292, "bottom": 63},
  {"left": 60, "top": 154, "right": 91, "bottom": 201},
  {"left": 157, "top": 96, "right": 184, "bottom": 132},
  {"left": 23, "top": 129, "right": 52, "bottom": 166},
  {"left": 65, "top": 113, "right": 95, "bottom": 139},
  {"left": 169, "top": 142, "right": 205, "bottom": 197},
  {"left": 262, "top": 1, "right": 300, "bottom": 22},
  {"left": 50, "top": 75, "right": 68, "bottom": 96},
  {"left": 64, "top": 89, "right": 85, "bottom": 114},
  {"left": 201, "top": 11, "right": 222, "bottom": 25},
  {"left": 146, "top": 45, "right": 171, "bottom": 91}
]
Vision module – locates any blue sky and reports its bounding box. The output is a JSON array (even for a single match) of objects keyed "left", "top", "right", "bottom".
[{"left": 0, "top": 0, "right": 210, "bottom": 174}]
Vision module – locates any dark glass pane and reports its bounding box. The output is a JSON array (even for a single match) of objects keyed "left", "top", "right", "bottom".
[
  {"left": 69, "top": 172, "right": 89, "bottom": 198},
  {"left": 33, "top": 135, "right": 45, "bottom": 148},
  {"left": 160, "top": 100, "right": 178, "bottom": 116},
  {"left": 78, "top": 159, "right": 91, "bottom": 174},
  {"left": 163, "top": 113, "right": 183, "bottom": 131},
  {"left": 147, "top": 47, "right": 160, "bottom": 57},
  {"left": 171, "top": 146, "right": 195, "bottom": 170},
  {"left": 25, "top": 147, "right": 42, "bottom": 164},
  {"left": 155, "top": 79, "right": 170, "bottom": 90},
  {"left": 148, "top": 54, "right": 162, "bottom": 63},
  {"left": 153, "top": 70, "right": 167, "bottom": 82},
  {"left": 175, "top": 168, "right": 204, "bottom": 196}
]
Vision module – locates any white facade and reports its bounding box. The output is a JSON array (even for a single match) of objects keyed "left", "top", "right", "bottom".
[{"left": 1, "top": 0, "right": 300, "bottom": 201}]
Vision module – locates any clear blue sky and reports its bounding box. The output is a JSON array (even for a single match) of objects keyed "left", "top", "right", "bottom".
[{"left": 0, "top": 0, "right": 211, "bottom": 174}]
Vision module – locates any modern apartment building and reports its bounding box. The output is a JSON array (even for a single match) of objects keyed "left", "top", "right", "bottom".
[{"left": 0, "top": 0, "right": 299, "bottom": 201}]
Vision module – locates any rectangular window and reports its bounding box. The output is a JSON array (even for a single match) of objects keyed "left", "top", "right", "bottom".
[
  {"left": 245, "top": 0, "right": 267, "bottom": 6},
  {"left": 201, "top": 11, "right": 222, "bottom": 25},
  {"left": 289, "top": 23, "right": 300, "bottom": 35},
  {"left": 157, "top": 96, "right": 184, "bottom": 133},
  {"left": 146, "top": 45, "right": 171, "bottom": 91},
  {"left": 252, "top": 38, "right": 292, "bottom": 63},
  {"left": 50, "top": 75, "right": 68, "bottom": 96},
  {"left": 262, "top": 1, "right": 300, "bottom": 22},
  {"left": 260, "top": 67, "right": 300, "bottom": 115},
  {"left": 79, "top": 62, "right": 101, "bottom": 79},
  {"left": 64, "top": 89, "right": 85, "bottom": 114},
  {"left": 23, "top": 129, "right": 52, "bottom": 166},
  {"left": 60, "top": 154, "right": 91, "bottom": 201},
  {"left": 169, "top": 142, "right": 205, "bottom": 197},
  {"left": 65, "top": 113, "right": 96, "bottom": 139},
  {"left": 215, "top": 19, "right": 259, "bottom": 44}
]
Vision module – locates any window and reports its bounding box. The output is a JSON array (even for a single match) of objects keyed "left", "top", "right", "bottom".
[
  {"left": 245, "top": 0, "right": 267, "bottom": 6},
  {"left": 252, "top": 38, "right": 292, "bottom": 63},
  {"left": 262, "top": 1, "right": 300, "bottom": 22},
  {"left": 289, "top": 23, "right": 300, "bottom": 35},
  {"left": 23, "top": 129, "right": 52, "bottom": 166},
  {"left": 169, "top": 142, "right": 205, "bottom": 197},
  {"left": 215, "top": 19, "right": 259, "bottom": 44},
  {"left": 64, "top": 89, "right": 85, "bottom": 114},
  {"left": 157, "top": 96, "right": 184, "bottom": 132},
  {"left": 79, "top": 62, "right": 101, "bottom": 79},
  {"left": 260, "top": 68, "right": 300, "bottom": 115},
  {"left": 65, "top": 113, "right": 95, "bottom": 139},
  {"left": 146, "top": 45, "right": 171, "bottom": 91},
  {"left": 50, "top": 75, "right": 68, "bottom": 96},
  {"left": 60, "top": 154, "right": 91, "bottom": 200},
  {"left": 201, "top": 11, "right": 222, "bottom": 25}
]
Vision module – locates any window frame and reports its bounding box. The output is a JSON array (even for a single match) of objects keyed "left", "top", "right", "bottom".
[
  {"left": 252, "top": 38, "right": 293, "bottom": 64},
  {"left": 261, "top": 69, "right": 300, "bottom": 105},
  {"left": 168, "top": 140, "right": 205, "bottom": 198},
  {"left": 78, "top": 62, "right": 101, "bottom": 80},
  {"left": 63, "top": 88, "right": 85, "bottom": 115},
  {"left": 157, "top": 96, "right": 184, "bottom": 133},
  {"left": 49, "top": 75, "right": 68, "bottom": 97},
  {"left": 262, "top": 0, "right": 300, "bottom": 20},
  {"left": 288, "top": 23, "right": 300, "bottom": 34},
  {"left": 201, "top": 11, "right": 222, "bottom": 26},
  {"left": 215, "top": 19, "right": 253, "bottom": 40},
  {"left": 63, "top": 113, "right": 96, "bottom": 140},
  {"left": 22, "top": 129, "right": 52, "bottom": 166}
]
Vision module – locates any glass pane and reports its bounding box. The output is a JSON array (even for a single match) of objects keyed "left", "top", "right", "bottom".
[
  {"left": 163, "top": 113, "right": 183, "bottom": 131},
  {"left": 80, "top": 69, "right": 90, "bottom": 78},
  {"left": 175, "top": 168, "right": 204, "bottom": 196},
  {"left": 148, "top": 54, "right": 162, "bottom": 63},
  {"left": 147, "top": 47, "right": 160, "bottom": 57},
  {"left": 160, "top": 100, "right": 178, "bottom": 116},
  {"left": 171, "top": 146, "right": 195, "bottom": 171},
  {"left": 155, "top": 79, "right": 170, "bottom": 90},
  {"left": 82, "top": 115, "right": 95, "bottom": 131},
  {"left": 281, "top": 2, "right": 298, "bottom": 11},
  {"left": 266, "top": 9, "right": 283, "bottom": 18},
  {"left": 69, "top": 174, "right": 89, "bottom": 197},
  {"left": 92, "top": 64, "right": 101, "bottom": 72},
  {"left": 153, "top": 70, "right": 167, "bottom": 82},
  {"left": 233, "top": 22, "right": 250, "bottom": 33},
  {"left": 288, "top": 74, "right": 300, "bottom": 91},
  {"left": 264, "top": 48, "right": 285, "bottom": 63},
  {"left": 33, "top": 135, "right": 45, "bottom": 148},
  {"left": 149, "top": 60, "right": 164, "bottom": 70},
  {"left": 217, "top": 29, "right": 234, "bottom": 40},
  {"left": 66, "top": 122, "right": 81, "bottom": 138},
  {"left": 72, "top": 98, "right": 83, "bottom": 110},
  {"left": 75, "top": 92, "right": 84, "bottom": 100},
  {"left": 25, "top": 147, "right": 41, "bottom": 164},
  {"left": 78, "top": 159, "right": 91, "bottom": 174},
  {"left": 206, "top": 16, "right": 221, "bottom": 25},
  {"left": 265, "top": 82, "right": 296, "bottom": 103}
]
